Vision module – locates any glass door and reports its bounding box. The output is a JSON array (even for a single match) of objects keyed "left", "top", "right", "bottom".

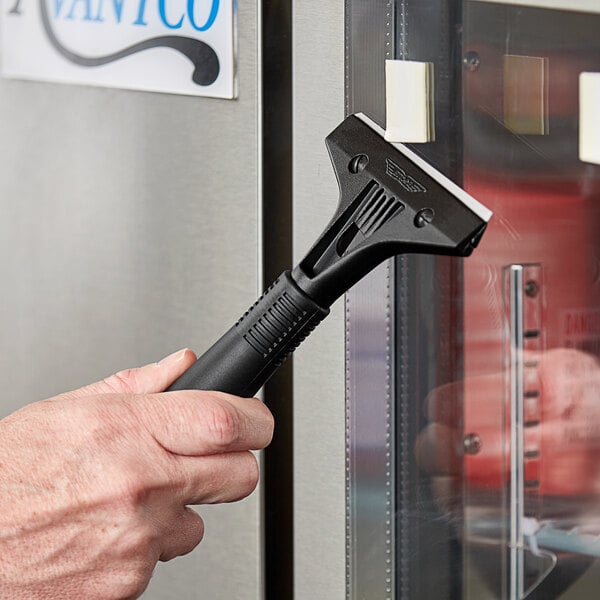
[
  {"left": 461, "top": 3, "right": 600, "bottom": 598},
  {"left": 345, "top": 1, "right": 600, "bottom": 598}
]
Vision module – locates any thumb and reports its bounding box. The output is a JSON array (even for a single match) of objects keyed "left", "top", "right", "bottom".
[{"left": 60, "top": 348, "right": 197, "bottom": 399}]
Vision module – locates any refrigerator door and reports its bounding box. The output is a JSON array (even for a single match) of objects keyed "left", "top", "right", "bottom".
[
  {"left": 0, "top": 3, "right": 262, "bottom": 598},
  {"left": 345, "top": 1, "right": 600, "bottom": 599},
  {"left": 462, "top": 4, "right": 600, "bottom": 598}
]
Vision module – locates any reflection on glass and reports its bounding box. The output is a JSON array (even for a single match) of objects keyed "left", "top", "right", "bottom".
[
  {"left": 503, "top": 54, "right": 549, "bottom": 136},
  {"left": 406, "top": 2, "right": 600, "bottom": 600},
  {"left": 458, "top": 2, "right": 600, "bottom": 598},
  {"left": 346, "top": 1, "right": 600, "bottom": 598}
]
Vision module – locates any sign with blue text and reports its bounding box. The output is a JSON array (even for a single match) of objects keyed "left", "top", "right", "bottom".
[{"left": 1, "top": 0, "right": 235, "bottom": 97}]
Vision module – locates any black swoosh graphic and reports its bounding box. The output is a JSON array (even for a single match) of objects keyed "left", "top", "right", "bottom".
[
  {"left": 9, "top": 0, "right": 22, "bottom": 14},
  {"left": 38, "top": 0, "right": 220, "bottom": 86}
]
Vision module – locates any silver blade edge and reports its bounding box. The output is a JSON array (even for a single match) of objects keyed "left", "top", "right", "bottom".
[{"left": 355, "top": 112, "right": 493, "bottom": 223}]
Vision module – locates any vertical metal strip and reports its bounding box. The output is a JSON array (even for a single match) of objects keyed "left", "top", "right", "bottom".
[
  {"left": 260, "top": 2, "right": 294, "bottom": 598},
  {"left": 505, "top": 263, "right": 545, "bottom": 599},
  {"left": 394, "top": 4, "right": 409, "bottom": 598},
  {"left": 345, "top": 263, "right": 396, "bottom": 600},
  {"left": 384, "top": 6, "right": 396, "bottom": 600},
  {"left": 344, "top": 288, "right": 352, "bottom": 600},
  {"left": 385, "top": 265, "right": 396, "bottom": 600},
  {"left": 345, "top": 2, "right": 396, "bottom": 599},
  {"left": 508, "top": 265, "right": 525, "bottom": 600},
  {"left": 395, "top": 255, "right": 410, "bottom": 600}
]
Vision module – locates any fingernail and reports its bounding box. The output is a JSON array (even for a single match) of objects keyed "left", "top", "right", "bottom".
[{"left": 158, "top": 348, "right": 189, "bottom": 366}]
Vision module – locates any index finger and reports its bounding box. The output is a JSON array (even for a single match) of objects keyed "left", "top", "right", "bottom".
[{"left": 131, "top": 391, "right": 275, "bottom": 457}]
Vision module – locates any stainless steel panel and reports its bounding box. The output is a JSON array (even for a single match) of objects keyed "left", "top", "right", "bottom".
[
  {"left": 293, "top": 1, "right": 346, "bottom": 599},
  {"left": 345, "top": 263, "right": 396, "bottom": 600},
  {"left": 0, "top": 2, "right": 262, "bottom": 597}
]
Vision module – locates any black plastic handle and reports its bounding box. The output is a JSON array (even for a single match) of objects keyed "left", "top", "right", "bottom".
[{"left": 167, "top": 271, "right": 330, "bottom": 397}]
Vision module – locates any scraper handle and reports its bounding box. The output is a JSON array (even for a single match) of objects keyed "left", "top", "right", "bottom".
[{"left": 166, "top": 271, "right": 329, "bottom": 397}]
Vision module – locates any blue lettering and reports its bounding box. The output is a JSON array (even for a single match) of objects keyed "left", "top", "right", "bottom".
[
  {"left": 132, "top": 0, "right": 148, "bottom": 25},
  {"left": 158, "top": 0, "right": 183, "bottom": 29},
  {"left": 92, "top": 0, "right": 104, "bottom": 20},
  {"left": 92, "top": 0, "right": 124, "bottom": 22},
  {"left": 188, "top": 0, "right": 218, "bottom": 32},
  {"left": 66, "top": 0, "right": 93, "bottom": 20},
  {"left": 54, "top": 0, "right": 69, "bottom": 17},
  {"left": 111, "top": 0, "right": 124, "bottom": 21},
  {"left": 50, "top": 0, "right": 219, "bottom": 29}
]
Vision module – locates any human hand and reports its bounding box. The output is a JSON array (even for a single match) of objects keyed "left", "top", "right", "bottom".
[
  {"left": 417, "top": 348, "right": 600, "bottom": 506},
  {"left": 0, "top": 349, "right": 274, "bottom": 599}
]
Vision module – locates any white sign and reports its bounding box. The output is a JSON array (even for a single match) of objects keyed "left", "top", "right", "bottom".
[{"left": 1, "top": 0, "right": 236, "bottom": 98}]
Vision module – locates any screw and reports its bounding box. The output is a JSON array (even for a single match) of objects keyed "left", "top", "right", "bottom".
[
  {"left": 463, "top": 51, "right": 480, "bottom": 72},
  {"left": 525, "top": 280, "right": 539, "bottom": 298},
  {"left": 414, "top": 208, "right": 435, "bottom": 228},
  {"left": 464, "top": 433, "right": 482, "bottom": 455},
  {"left": 349, "top": 154, "right": 369, "bottom": 174}
]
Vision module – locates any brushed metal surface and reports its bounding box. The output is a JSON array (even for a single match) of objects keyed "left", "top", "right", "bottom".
[
  {"left": 293, "top": 1, "right": 346, "bottom": 599},
  {"left": 345, "top": 3, "right": 397, "bottom": 599},
  {"left": 0, "top": 2, "right": 261, "bottom": 597},
  {"left": 345, "top": 262, "right": 396, "bottom": 600}
]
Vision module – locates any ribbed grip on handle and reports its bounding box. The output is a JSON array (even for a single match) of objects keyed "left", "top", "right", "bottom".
[{"left": 167, "top": 271, "right": 330, "bottom": 397}]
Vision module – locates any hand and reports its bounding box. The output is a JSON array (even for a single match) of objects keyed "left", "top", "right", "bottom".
[
  {"left": 0, "top": 349, "right": 274, "bottom": 600},
  {"left": 417, "top": 348, "right": 600, "bottom": 509}
]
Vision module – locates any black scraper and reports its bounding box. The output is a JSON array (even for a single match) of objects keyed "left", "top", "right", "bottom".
[{"left": 168, "top": 113, "right": 492, "bottom": 396}]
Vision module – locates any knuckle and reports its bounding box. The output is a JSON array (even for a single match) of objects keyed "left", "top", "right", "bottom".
[
  {"left": 206, "top": 400, "right": 240, "bottom": 450},
  {"left": 240, "top": 452, "right": 260, "bottom": 496},
  {"left": 184, "top": 509, "right": 205, "bottom": 551},
  {"left": 125, "top": 480, "right": 151, "bottom": 507},
  {"left": 190, "top": 514, "right": 205, "bottom": 546},
  {"left": 104, "top": 368, "right": 139, "bottom": 394},
  {"left": 107, "top": 527, "right": 157, "bottom": 597},
  {"left": 122, "top": 526, "right": 155, "bottom": 556},
  {"left": 112, "top": 468, "right": 151, "bottom": 507},
  {"left": 263, "top": 409, "right": 275, "bottom": 443},
  {"left": 112, "top": 561, "right": 154, "bottom": 599},
  {"left": 160, "top": 510, "right": 205, "bottom": 562},
  {"left": 254, "top": 397, "right": 275, "bottom": 424},
  {"left": 247, "top": 398, "right": 275, "bottom": 445}
]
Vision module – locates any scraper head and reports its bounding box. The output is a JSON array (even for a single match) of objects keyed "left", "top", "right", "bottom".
[
  {"left": 292, "top": 113, "right": 492, "bottom": 306},
  {"left": 168, "top": 113, "right": 492, "bottom": 396}
]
